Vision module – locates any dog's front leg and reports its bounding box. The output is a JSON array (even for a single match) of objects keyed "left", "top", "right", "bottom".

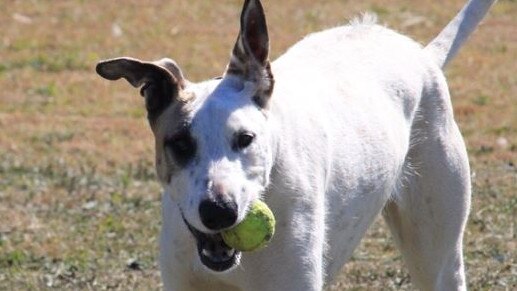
[
  {"left": 159, "top": 194, "right": 199, "bottom": 291},
  {"left": 241, "top": 195, "right": 326, "bottom": 291}
]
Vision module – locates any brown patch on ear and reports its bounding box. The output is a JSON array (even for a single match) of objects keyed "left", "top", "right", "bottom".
[
  {"left": 177, "top": 90, "right": 195, "bottom": 103},
  {"left": 151, "top": 92, "right": 196, "bottom": 185},
  {"left": 96, "top": 57, "right": 182, "bottom": 123},
  {"left": 252, "top": 62, "right": 274, "bottom": 108},
  {"left": 225, "top": 0, "right": 274, "bottom": 108}
]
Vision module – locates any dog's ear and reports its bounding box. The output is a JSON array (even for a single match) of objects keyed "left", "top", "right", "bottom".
[
  {"left": 226, "top": 0, "right": 274, "bottom": 108},
  {"left": 96, "top": 57, "right": 185, "bottom": 122},
  {"left": 152, "top": 58, "right": 187, "bottom": 89}
]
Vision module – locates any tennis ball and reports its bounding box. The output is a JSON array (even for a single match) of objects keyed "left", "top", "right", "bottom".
[{"left": 221, "top": 200, "right": 275, "bottom": 252}]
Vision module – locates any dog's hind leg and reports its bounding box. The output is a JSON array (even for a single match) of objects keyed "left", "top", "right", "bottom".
[{"left": 383, "top": 79, "right": 471, "bottom": 291}]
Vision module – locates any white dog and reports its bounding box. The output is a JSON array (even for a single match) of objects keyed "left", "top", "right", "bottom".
[{"left": 96, "top": 0, "right": 496, "bottom": 290}]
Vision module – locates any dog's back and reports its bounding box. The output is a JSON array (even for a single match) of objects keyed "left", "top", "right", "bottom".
[
  {"left": 264, "top": 1, "right": 496, "bottom": 288},
  {"left": 267, "top": 15, "right": 440, "bottom": 283}
]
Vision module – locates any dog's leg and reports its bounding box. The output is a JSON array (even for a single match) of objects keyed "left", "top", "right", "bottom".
[
  {"left": 160, "top": 194, "right": 199, "bottom": 291},
  {"left": 383, "top": 81, "right": 471, "bottom": 291}
]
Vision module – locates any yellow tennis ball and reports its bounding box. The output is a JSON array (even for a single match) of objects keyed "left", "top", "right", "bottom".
[{"left": 221, "top": 200, "right": 275, "bottom": 252}]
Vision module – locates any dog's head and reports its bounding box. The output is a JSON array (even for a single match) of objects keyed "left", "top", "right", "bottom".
[{"left": 96, "top": 0, "right": 274, "bottom": 272}]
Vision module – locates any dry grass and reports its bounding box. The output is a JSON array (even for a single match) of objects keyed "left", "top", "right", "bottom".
[{"left": 0, "top": 0, "right": 515, "bottom": 290}]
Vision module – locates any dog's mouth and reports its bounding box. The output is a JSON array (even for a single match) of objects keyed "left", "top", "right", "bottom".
[{"left": 182, "top": 217, "right": 241, "bottom": 272}]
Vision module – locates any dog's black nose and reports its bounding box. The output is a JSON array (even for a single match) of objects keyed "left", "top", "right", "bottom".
[{"left": 199, "top": 198, "right": 238, "bottom": 231}]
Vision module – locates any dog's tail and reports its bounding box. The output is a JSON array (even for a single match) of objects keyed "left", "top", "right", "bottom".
[{"left": 424, "top": 0, "right": 497, "bottom": 69}]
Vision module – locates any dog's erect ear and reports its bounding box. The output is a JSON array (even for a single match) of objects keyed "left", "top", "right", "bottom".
[
  {"left": 96, "top": 57, "right": 185, "bottom": 122},
  {"left": 234, "top": 0, "right": 269, "bottom": 66},
  {"left": 226, "top": 0, "right": 274, "bottom": 108}
]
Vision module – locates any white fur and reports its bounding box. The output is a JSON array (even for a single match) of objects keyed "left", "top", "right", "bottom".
[{"left": 158, "top": 0, "right": 496, "bottom": 290}]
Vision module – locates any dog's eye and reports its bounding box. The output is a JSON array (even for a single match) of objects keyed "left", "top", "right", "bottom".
[
  {"left": 233, "top": 131, "right": 255, "bottom": 151},
  {"left": 165, "top": 131, "right": 196, "bottom": 166}
]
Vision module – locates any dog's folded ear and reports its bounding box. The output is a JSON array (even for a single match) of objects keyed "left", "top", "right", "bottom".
[
  {"left": 96, "top": 57, "right": 185, "bottom": 121},
  {"left": 226, "top": 0, "right": 274, "bottom": 108}
]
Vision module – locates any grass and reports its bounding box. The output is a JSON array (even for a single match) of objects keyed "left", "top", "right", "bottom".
[{"left": 0, "top": 0, "right": 515, "bottom": 290}]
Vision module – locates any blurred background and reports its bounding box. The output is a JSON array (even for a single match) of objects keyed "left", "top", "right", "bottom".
[{"left": 0, "top": 0, "right": 515, "bottom": 289}]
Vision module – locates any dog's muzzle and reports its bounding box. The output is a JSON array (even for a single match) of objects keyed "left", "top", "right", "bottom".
[{"left": 181, "top": 215, "right": 241, "bottom": 272}]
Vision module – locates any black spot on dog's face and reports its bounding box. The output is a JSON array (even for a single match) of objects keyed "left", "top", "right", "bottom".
[{"left": 164, "top": 127, "right": 197, "bottom": 168}]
